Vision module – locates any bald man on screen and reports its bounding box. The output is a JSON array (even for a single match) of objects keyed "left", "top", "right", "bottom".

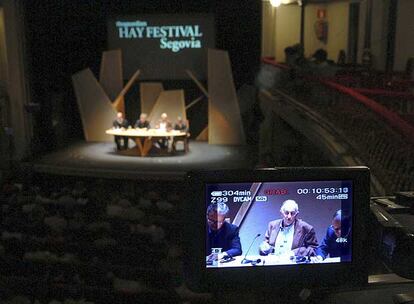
[{"left": 259, "top": 199, "right": 318, "bottom": 258}]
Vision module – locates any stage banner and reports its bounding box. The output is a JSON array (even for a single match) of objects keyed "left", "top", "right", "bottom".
[{"left": 108, "top": 14, "right": 215, "bottom": 80}]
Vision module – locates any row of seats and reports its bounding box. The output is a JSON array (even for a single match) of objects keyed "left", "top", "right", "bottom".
[{"left": 0, "top": 177, "right": 201, "bottom": 304}]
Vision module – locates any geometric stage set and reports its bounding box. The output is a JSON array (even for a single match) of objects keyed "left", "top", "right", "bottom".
[
  {"left": 37, "top": 48, "right": 254, "bottom": 179},
  {"left": 72, "top": 48, "right": 246, "bottom": 146}
]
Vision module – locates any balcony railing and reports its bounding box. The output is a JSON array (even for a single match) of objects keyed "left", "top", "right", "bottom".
[{"left": 261, "top": 59, "right": 414, "bottom": 194}]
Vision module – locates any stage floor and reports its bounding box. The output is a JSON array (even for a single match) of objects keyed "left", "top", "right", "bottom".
[{"left": 28, "top": 141, "right": 252, "bottom": 180}]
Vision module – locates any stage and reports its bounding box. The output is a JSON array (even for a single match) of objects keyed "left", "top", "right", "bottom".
[{"left": 27, "top": 141, "right": 253, "bottom": 180}]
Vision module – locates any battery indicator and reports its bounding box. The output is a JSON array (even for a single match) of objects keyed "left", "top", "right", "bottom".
[{"left": 211, "top": 191, "right": 223, "bottom": 197}]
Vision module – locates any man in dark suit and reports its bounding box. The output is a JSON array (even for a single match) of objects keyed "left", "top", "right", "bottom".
[
  {"left": 172, "top": 116, "right": 190, "bottom": 152},
  {"left": 173, "top": 116, "right": 187, "bottom": 132},
  {"left": 206, "top": 202, "right": 242, "bottom": 261},
  {"left": 134, "top": 113, "right": 150, "bottom": 129},
  {"left": 112, "top": 111, "right": 129, "bottom": 150},
  {"left": 312, "top": 210, "right": 351, "bottom": 262},
  {"left": 259, "top": 199, "right": 318, "bottom": 257}
]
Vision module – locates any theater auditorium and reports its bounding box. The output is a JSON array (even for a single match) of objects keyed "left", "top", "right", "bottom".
[{"left": 0, "top": 0, "right": 413, "bottom": 303}]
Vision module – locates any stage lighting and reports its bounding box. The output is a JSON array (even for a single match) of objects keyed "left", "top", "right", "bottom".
[{"left": 270, "top": 0, "right": 282, "bottom": 7}]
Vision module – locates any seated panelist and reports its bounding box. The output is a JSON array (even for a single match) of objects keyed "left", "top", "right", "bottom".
[
  {"left": 259, "top": 199, "right": 318, "bottom": 258},
  {"left": 134, "top": 113, "right": 150, "bottom": 129},
  {"left": 112, "top": 111, "right": 129, "bottom": 150},
  {"left": 155, "top": 113, "right": 173, "bottom": 132},
  {"left": 172, "top": 116, "right": 190, "bottom": 152},
  {"left": 206, "top": 202, "right": 242, "bottom": 261},
  {"left": 155, "top": 113, "right": 172, "bottom": 149},
  {"left": 311, "top": 210, "right": 351, "bottom": 263},
  {"left": 174, "top": 116, "right": 188, "bottom": 133}
]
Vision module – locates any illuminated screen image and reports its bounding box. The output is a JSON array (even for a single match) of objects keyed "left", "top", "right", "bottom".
[
  {"left": 205, "top": 180, "right": 352, "bottom": 268},
  {"left": 107, "top": 14, "right": 215, "bottom": 80}
]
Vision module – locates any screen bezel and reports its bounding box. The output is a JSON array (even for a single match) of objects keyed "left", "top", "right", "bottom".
[{"left": 183, "top": 167, "right": 370, "bottom": 292}]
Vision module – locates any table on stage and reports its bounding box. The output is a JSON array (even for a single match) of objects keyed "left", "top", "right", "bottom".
[
  {"left": 207, "top": 255, "right": 341, "bottom": 268},
  {"left": 106, "top": 128, "right": 187, "bottom": 156}
]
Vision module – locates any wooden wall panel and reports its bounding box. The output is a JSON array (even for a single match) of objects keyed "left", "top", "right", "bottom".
[
  {"left": 148, "top": 90, "right": 186, "bottom": 128},
  {"left": 208, "top": 49, "right": 246, "bottom": 145},
  {"left": 112, "top": 69, "right": 141, "bottom": 115},
  {"left": 99, "top": 50, "right": 123, "bottom": 101},
  {"left": 72, "top": 68, "right": 116, "bottom": 142},
  {"left": 140, "top": 82, "right": 164, "bottom": 115},
  {"left": 196, "top": 126, "right": 208, "bottom": 141}
]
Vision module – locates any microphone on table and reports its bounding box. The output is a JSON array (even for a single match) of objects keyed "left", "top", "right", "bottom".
[
  {"left": 241, "top": 233, "right": 261, "bottom": 264},
  {"left": 251, "top": 259, "right": 262, "bottom": 266},
  {"left": 220, "top": 254, "right": 235, "bottom": 263}
]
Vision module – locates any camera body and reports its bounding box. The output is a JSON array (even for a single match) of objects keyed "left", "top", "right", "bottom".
[{"left": 184, "top": 167, "right": 370, "bottom": 292}]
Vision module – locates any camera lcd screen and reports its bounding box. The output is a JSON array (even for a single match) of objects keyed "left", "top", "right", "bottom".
[{"left": 205, "top": 180, "right": 352, "bottom": 268}]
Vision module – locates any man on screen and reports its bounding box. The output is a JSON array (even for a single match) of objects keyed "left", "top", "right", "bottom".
[
  {"left": 311, "top": 210, "right": 351, "bottom": 262},
  {"left": 206, "top": 202, "right": 242, "bottom": 261},
  {"left": 259, "top": 199, "right": 318, "bottom": 257}
]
